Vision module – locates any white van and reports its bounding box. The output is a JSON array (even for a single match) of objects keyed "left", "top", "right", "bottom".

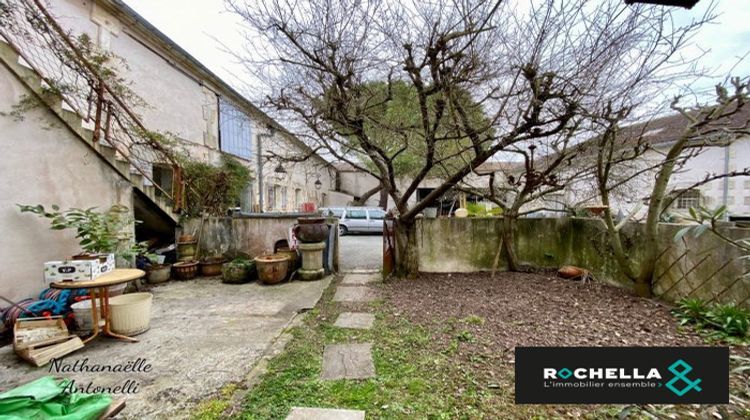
[{"left": 320, "top": 207, "right": 386, "bottom": 235}]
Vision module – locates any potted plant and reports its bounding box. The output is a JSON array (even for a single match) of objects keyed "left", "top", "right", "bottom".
[
  {"left": 200, "top": 251, "right": 226, "bottom": 277},
  {"left": 255, "top": 254, "right": 290, "bottom": 285},
  {"left": 144, "top": 253, "right": 171, "bottom": 284},
  {"left": 172, "top": 260, "right": 199, "bottom": 280},
  {"left": 221, "top": 257, "right": 256, "bottom": 284},
  {"left": 17, "top": 204, "right": 143, "bottom": 262}
]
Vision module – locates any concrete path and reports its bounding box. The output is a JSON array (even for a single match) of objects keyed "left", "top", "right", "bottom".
[
  {"left": 333, "top": 312, "right": 375, "bottom": 329},
  {"left": 339, "top": 235, "right": 382, "bottom": 271},
  {"left": 332, "top": 286, "right": 378, "bottom": 303},
  {"left": 320, "top": 343, "right": 375, "bottom": 380},
  {"left": 340, "top": 273, "right": 380, "bottom": 285},
  {"left": 0, "top": 276, "right": 331, "bottom": 419},
  {"left": 286, "top": 407, "right": 366, "bottom": 420}
]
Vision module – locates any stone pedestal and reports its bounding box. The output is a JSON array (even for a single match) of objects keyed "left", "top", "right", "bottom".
[{"left": 298, "top": 241, "right": 325, "bottom": 280}]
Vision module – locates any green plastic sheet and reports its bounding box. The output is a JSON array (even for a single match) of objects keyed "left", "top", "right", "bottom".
[{"left": 0, "top": 376, "right": 112, "bottom": 420}]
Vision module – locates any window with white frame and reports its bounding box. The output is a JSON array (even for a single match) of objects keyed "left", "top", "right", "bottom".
[{"left": 675, "top": 189, "right": 701, "bottom": 210}]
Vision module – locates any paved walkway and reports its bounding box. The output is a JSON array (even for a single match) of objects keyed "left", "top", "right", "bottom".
[
  {"left": 0, "top": 276, "right": 331, "bottom": 419},
  {"left": 339, "top": 236, "right": 382, "bottom": 271},
  {"left": 288, "top": 270, "right": 379, "bottom": 419}
]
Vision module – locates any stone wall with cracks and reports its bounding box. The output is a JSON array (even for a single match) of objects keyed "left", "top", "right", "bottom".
[{"left": 416, "top": 217, "right": 750, "bottom": 307}]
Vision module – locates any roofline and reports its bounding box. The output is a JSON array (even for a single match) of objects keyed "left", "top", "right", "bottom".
[{"left": 99, "top": 0, "right": 331, "bottom": 168}]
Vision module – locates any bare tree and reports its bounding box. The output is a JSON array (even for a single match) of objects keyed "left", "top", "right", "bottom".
[
  {"left": 227, "top": 0, "right": 713, "bottom": 276},
  {"left": 593, "top": 77, "right": 750, "bottom": 297}
]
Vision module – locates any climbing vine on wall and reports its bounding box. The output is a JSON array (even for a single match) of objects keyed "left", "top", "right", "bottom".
[{"left": 182, "top": 155, "right": 252, "bottom": 217}]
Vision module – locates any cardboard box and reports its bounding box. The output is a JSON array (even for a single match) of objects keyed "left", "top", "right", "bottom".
[{"left": 43, "top": 253, "right": 116, "bottom": 283}]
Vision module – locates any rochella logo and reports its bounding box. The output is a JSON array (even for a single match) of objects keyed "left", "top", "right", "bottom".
[
  {"left": 543, "top": 367, "right": 661, "bottom": 380},
  {"left": 543, "top": 359, "right": 703, "bottom": 397}
]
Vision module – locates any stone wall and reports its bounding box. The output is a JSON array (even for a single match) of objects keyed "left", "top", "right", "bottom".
[
  {"left": 0, "top": 63, "right": 133, "bottom": 302},
  {"left": 416, "top": 217, "right": 750, "bottom": 306},
  {"left": 182, "top": 214, "right": 339, "bottom": 269}
]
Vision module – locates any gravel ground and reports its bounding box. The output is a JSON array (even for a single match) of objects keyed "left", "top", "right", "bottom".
[
  {"left": 339, "top": 234, "right": 382, "bottom": 271},
  {"left": 383, "top": 272, "right": 750, "bottom": 418},
  {"left": 385, "top": 271, "right": 703, "bottom": 354}
]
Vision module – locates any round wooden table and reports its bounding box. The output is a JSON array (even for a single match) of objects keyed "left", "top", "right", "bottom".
[{"left": 51, "top": 268, "right": 145, "bottom": 344}]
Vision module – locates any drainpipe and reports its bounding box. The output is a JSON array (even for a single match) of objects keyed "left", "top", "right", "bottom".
[
  {"left": 257, "top": 133, "right": 264, "bottom": 213},
  {"left": 722, "top": 143, "right": 730, "bottom": 220}
]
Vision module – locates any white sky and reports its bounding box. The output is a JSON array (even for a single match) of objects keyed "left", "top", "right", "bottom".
[{"left": 122, "top": 0, "right": 750, "bottom": 103}]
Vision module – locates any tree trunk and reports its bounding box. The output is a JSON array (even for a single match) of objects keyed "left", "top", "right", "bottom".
[
  {"left": 502, "top": 210, "right": 520, "bottom": 272},
  {"left": 394, "top": 218, "right": 419, "bottom": 278},
  {"left": 378, "top": 187, "right": 388, "bottom": 209}
]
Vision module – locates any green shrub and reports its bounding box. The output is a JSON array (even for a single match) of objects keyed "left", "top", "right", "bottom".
[
  {"left": 673, "top": 298, "right": 749, "bottom": 339},
  {"left": 705, "top": 303, "right": 750, "bottom": 338},
  {"left": 674, "top": 298, "right": 710, "bottom": 326}
]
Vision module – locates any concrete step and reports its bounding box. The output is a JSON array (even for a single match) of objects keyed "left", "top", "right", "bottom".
[
  {"left": 80, "top": 127, "right": 94, "bottom": 143},
  {"left": 96, "top": 143, "right": 116, "bottom": 161},
  {"left": 60, "top": 109, "right": 82, "bottom": 129},
  {"left": 130, "top": 173, "right": 144, "bottom": 189},
  {"left": 115, "top": 159, "right": 130, "bottom": 174}
]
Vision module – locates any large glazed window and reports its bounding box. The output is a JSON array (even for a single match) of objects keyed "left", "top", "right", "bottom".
[{"left": 219, "top": 98, "right": 253, "bottom": 160}]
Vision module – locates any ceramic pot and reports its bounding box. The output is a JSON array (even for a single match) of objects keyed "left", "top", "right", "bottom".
[
  {"left": 172, "top": 260, "right": 199, "bottom": 280},
  {"left": 222, "top": 260, "right": 255, "bottom": 284},
  {"left": 294, "top": 217, "right": 329, "bottom": 243},
  {"left": 146, "top": 264, "right": 171, "bottom": 284},
  {"left": 255, "top": 254, "right": 290, "bottom": 285},
  {"left": 200, "top": 257, "right": 226, "bottom": 277},
  {"left": 176, "top": 240, "right": 198, "bottom": 261},
  {"left": 274, "top": 247, "right": 298, "bottom": 277}
]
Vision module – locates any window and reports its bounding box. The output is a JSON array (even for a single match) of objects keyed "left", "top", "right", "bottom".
[
  {"left": 675, "top": 190, "right": 701, "bottom": 210},
  {"left": 219, "top": 98, "right": 252, "bottom": 160},
  {"left": 347, "top": 209, "right": 367, "bottom": 219},
  {"left": 239, "top": 182, "right": 254, "bottom": 212},
  {"left": 369, "top": 210, "right": 385, "bottom": 220},
  {"left": 294, "top": 189, "right": 302, "bottom": 210},
  {"left": 327, "top": 209, "right": 344, "bottom": 218},
  {"left": 281, "top": 187, "right": 288, "bottom": 210},
  {"left": 266, "top": 186, "right": 275, "bottom": 210}
]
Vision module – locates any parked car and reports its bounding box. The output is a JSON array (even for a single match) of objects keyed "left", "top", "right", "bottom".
[{"left": 320, "top": 207, "right": 386, "bottom": 235}]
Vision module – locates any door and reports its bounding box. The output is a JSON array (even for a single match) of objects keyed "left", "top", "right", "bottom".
[
  {"left": 367, "top": 209, "right": 386, "bottom": 233},
  {"left": 345, "top": 209, "right": 368, "bottom": 233}
]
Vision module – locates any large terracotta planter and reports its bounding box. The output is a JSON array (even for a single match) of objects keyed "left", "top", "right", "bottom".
[
  {"left": 200, "top": 257, "right": 226, "bottom": 277},
  {"left": 172, "top": 260, "right": 199, "bottom": 280},
  {"left": 222, "top": 260, "right": 255, "bottom": 284},
  {"left": 146, "top": 264, "right": 171, "bottom": 284},
  {"left": 294, "top": 217, "right": 329, "bottom": 243},
  {"left": 255, "top": 254, "right": 290, "bottom": 285},
  {"left": 275, "top": 247, "right": 298, "bottom": 277}
]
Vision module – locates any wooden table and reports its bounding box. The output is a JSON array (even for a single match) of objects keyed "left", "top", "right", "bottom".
[{"left": 51, "top": 268, "right": 145, "bottom": 344}]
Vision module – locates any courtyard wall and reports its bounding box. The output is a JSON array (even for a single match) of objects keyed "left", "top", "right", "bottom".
[{"left": 416, "top": 217, "right": 750, "bottom": 306}]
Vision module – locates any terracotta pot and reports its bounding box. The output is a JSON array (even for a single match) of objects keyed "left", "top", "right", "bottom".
[
  {"left": 255, "top": 254, "right": 290, "bottom": 285},
  {"left": 146, "top": 264, "right": 171, "bottom": 284},
  {"left": 178, "top": 234, "right": 195, "bottom": 242},
  {"left": 176, "top": 240, "right": 198, "bottom": 261},
  {"left": 172, "top": 260, "right": 199, "bottom": 280},
  {"left": 274, "top": 247, "right": 298, "bottom": 278},
  {"left": 222, "top": 260, "right": 256, "bottom": 284},
  {"left": 294, "top": 217, "right": 329, "bottom": 243},
  {"left": 558, "top": 265, "right": 586, "bottom": 279},
  {"left": 200, "top": 257, "right": 226, "bottom": 277}
]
